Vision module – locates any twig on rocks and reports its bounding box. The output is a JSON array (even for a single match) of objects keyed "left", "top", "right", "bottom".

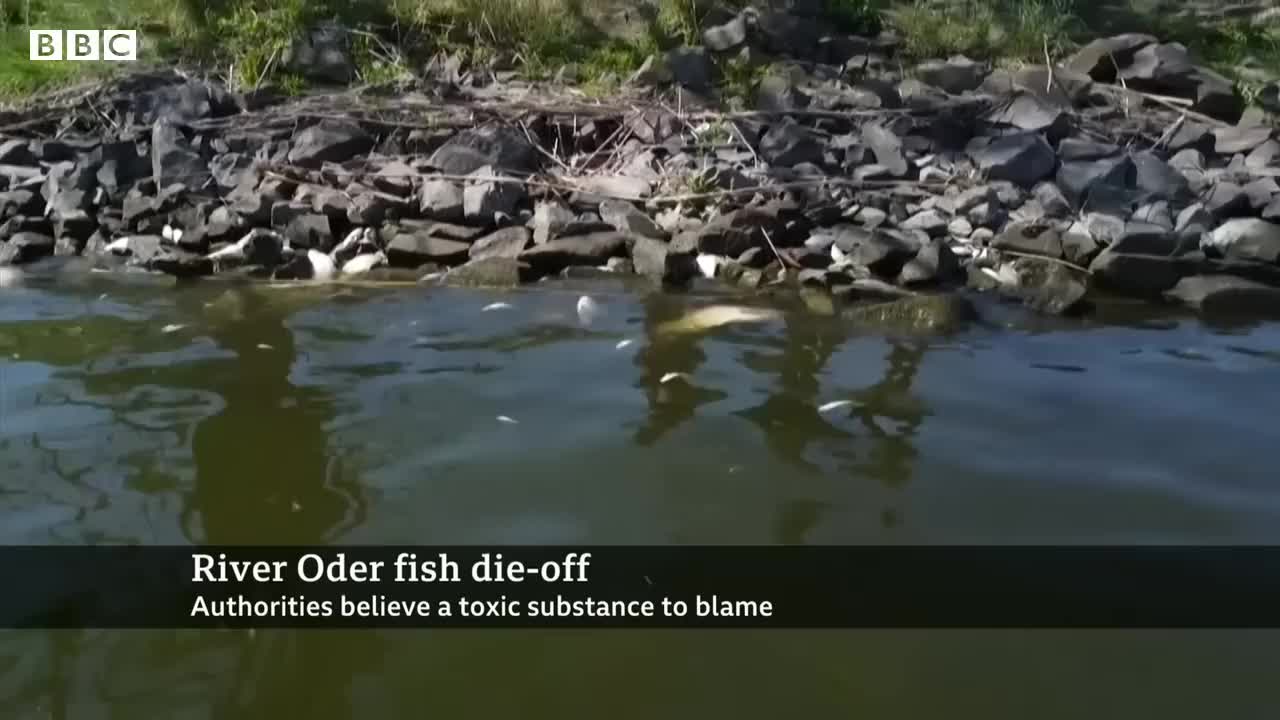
[
  {"left": 761, "top": 228, "right": 800, "bottom": 270},
  {"left": 1043, "top": 36, "right": 1055, "bottom": 94},
  {"left": 1155, "top": 113, "right": 1187, "bottom": 149},
  {"left": 997, "top": 249, "right": 1093, "bottom": 275},
  {"left": 518, "top": 117, "right": 572, "bottom": 174}
]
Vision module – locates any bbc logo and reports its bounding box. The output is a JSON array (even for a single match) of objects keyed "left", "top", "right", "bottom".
[{"left": 29, "top": 30, "right": 138, "bottom": 61}]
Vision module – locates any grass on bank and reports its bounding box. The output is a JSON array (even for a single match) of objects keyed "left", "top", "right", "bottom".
[{"left": 0, "top": 0, "right": 1277, "bottom": 105}]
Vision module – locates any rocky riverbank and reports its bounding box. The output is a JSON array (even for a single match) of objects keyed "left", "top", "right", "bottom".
[{"left": 2, "top": 9, "right": 1280, "bottom": 321}]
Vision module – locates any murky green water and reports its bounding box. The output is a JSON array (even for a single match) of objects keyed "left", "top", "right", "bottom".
[{"left": 2, "top": 268, "right": 1279, "bottom": 718}]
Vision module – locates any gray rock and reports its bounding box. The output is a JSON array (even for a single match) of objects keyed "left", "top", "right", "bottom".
[
  {"left": 1032, "top": 182, "right": 1071, "bottom": 217},
  {"left": 429, "top": 125, "right": 537, "bottom": 175},
  {"left": 1083, "top": 212, "right": 1126, "bottom": 245},
  {"left": 468, "top": 227, "right": 531, "bottom": 260},
  {"left": 371, "top": 160, "right": 415, "bottom": 197},
  {"left": 346, "top": 190, "right": 404, "bottom": 226},
  {"left": 1213, "top": 126, "right": 1273, "bottom": 155},
  {"left": 993, "top": 221, "right": 1063, "bottom": 258},
  {"left": 839, "top": 228, "right": 920, "bottom": 276},
  {"left": 1056, "top": 155, "right": 1133, "bottom": 206},
  {"left": 1067, "top": 34, "right": 1157, "bottom": 82},
  {"left": 1165, "top": 275, "right": 1280, "bottom": 316},
  {"left": 530, "top": 200, "right": 576, "bottom": 244},
  {"left": 1009, "top": 257, "right": 1089, "bottom": 315},
  {"left": 1110, "top": 222, "right": 1176, "bottom": 255},
  {"left": 898, "top": 238, "right": 960, "bottom": 285},
  {"left": 1204, "top": 182, "right": 1251, "bottom": 218},
  {"left": 419, "top": 179, "right": 464, "bottom": 221},
  {"left": 518, "top": 232, "right": 629, "bottom": 273},
  {"left": 0, "top": 139, "right": 36, "bottom": 166},
  {"left": 1131, "top": 151, "right": 1190, "bottom": 202},
  {"left": 284, "top": 213, "right": 333, "bottom": 251},
  {"left": 900, "top": 209, "right": 949, "bottom": 237},
  {"left": 1204, "top": 218, "right": 1280, "bottom": 264},
  {"left": 386, "top": 233, "right": 472, "bottom": 267},
  {"left": 1246, "top": 140, "right": 1280, "bottom": 169},
  {"left": 208, "top": 152, "right": 253, "bottom": 191},
  {"left": 666, "top": 46, "right": 713, "bottom": 90},
  {"left": 1058, "top": 138, "right": 1120, "bottom": 161},
  {"left": 1089, "top": 249, "right": 1199, "bottom": 295},
  {"left": 1061, "top": 221, "right": 1100, "bottom": 264},
  {"left": 760, "top": 121, "right": 824, "bottom": 167},
  {"left": 287, "top": 121, "right": 373, "bottom": 168},
  {"left": 969, "top": 133, "right": 1056, "bottom": 188},
  {"left": 444, "top": 257, "right": 527, "bottom": 288},
  {"left": 0, "top": 231, "right": 54, "bottom": 265},
  {"left": 151, "top": 120, "right": 206, "bottom": 188},
  {"left": 897, "top": 78, "right": 950, "bottom": 110},
  {"left": 703, "top": 13, "right": 748, "bottom": 51},
  {"left": 861, "top": 123, "right": 908, "bottom": 177},
  {"left": 1264, "top": 197, "right": 1280, "bottom": 222},
  {"left": 1013, "top": 65, "right": 1094, "bottom": 107},
  {"left": 916, "top": 55, "right": 987, "bottom": 94},
  {"left": 282, "top": 23, "right": 354, "bottom": 84},
  {"left": 631, "top": 236, "right": 697, "bottom": 285},
  {"left": 600, "top": 200, "right": 664, "bottom": 239},
  {"left": 463, "top": 166, "right": 525, "bottom": 224},
  {"left": 0, "top": 190, "right": 42, "bottom": 223},
  {"left": 1244, "top": 178, "right": 1280, "bottom": 211},
  {"left": 984, "top": 92, "right": 1067, "bottom": 136},
  {"left": 1131, "top": 201, "right": 1173, "bottom": 229}
]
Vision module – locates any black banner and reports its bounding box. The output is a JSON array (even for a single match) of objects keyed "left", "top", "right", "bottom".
[{"left": 2, "top": 546, "right": 1280, "bottom": 628}]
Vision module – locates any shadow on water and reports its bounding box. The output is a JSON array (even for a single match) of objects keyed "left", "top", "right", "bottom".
[
  {"left": 630, "top": 293, "right": 930, "bottom": 541},
  {"left": 1, "top": 284, "right": 382, "bottom": 718}
]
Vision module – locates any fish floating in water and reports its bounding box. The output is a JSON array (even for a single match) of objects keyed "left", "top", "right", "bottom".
[
  {"left": 817, "top": 400, "right": 854, "bottom": 413},
  {"left": 615, "top": 339, "right": 634, "bottom": 350},
  {"left": 0, "top": 267, "right": 22, "bottom": 288},
  {"left": 655, "top": 304, "right": 782, "bottom": 337},
  {"left": 497, "top": 415, "right": 519, "bottom": 424},
  {"left": 577, "top": 295, "right": 602, "bottom": 326},
  {"left": 660, "top": 372, "right": 688, "bottom": 384},
  {"left": 482, "top": 302, "right": 514, "bottom": 312}
]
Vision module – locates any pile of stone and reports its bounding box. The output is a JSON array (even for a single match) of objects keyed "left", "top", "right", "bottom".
[{"left": 3, "top": 15, "right": 1280, "bottom": 319}]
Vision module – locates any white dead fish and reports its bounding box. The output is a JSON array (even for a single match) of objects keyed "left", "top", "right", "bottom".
[
  {"left": 330, "top": 228, "right": 363, "bottom": 258},
  {"left": 497, "top": 415, "right": 519, "bottom": 424},
  {"left": 831, "top": 243, "right": 847, "bottom": 264},
  {"left": 660, "top": 372, "right": 688, "bottom": 384},
  {"left": 161, "top": 324, "right": 185, "bottom": 334},
  {"left": 482, "top": 302, "right": 514, "bottom": 312},
  {"left": 161, "top": 224, "right": 174, "bottom": 241},
  {"left": 104, "top": 237, "right": 131, "bottom": 254},
  {"left": 982, "top": 264, "right": 1020, "bottom": 287},
  {"left": 576, "top": 295, "right": 602, "bottom": 325},
  {"left": 341, "top": 251, "right": 386, "bottom": 276},
  {"left": 172, "top": 227, "right": 184, "bottom": 245},
  {"left": 307, "top": 249, "right": 336, "bottom": 280},
  {"left": 0, "top": 267, "right": 23, "bottom": 288},
  {"left": 695, "top": 254, "right": 720, "bottom": 279},
  {"left": 656, "top": 304, "right": 782, "bottom": 337},
  {"left": 257, "top": 344, "right": 274, "bottom": 350},
  {"left": 818, "top": 400, "right": 854, "bottom": 413},
  {"left": 615, "top": 339, "right": 634, "bottom": 350}
]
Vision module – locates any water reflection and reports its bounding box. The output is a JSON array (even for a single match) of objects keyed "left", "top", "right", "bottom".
[{"left": 632, "top": 293, "right": 727, "bottom": 445}]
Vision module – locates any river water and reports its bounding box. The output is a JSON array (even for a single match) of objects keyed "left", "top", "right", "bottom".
[{"left": 1, "top": 269, "right": 1279, "bottom": 717}]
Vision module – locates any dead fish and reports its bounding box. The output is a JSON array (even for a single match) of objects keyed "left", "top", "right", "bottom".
[
  {"left": 307, "top": 249, "right": 336, "bottom": 280},
  {"left": 615, "top": 338, "right": 634, "bottom": 350},
  {"left": 656, "top": 304, "right": 782, "bottom": 337},
  {"left": 257, "top": 344, "right": 274, "bottom": 350},
  {"left": 576, "top": 295, "right": 602, "bottom": 325},
  {"left": 660, "top": 372, "right": 688, "bottom": 384},
  {"left": 331, "top": 228, "right": 363, "bottom": 257},
  {"left": 818, "top": 400, "right": 854, "bottom": 413},
  {"left": 341, "top": 251, "right": 386, "bottom": 276},
  {"left": 0, "top": 267, "right": 22, "bottom": 288},
  {"left": 497, "top": 415, "right": 519, "bottom": 424},
  {"left": 161, "top": 224, "right": 174, "bottom": 241},
  {"left": 161, "top": 323, "right": 185, "bottom": 334},
  {"left": 482, "top": 302, "right": 514, "bottom": 312},
  {"left": 695, "top": 254, "right": 719, "bottom": 279}
]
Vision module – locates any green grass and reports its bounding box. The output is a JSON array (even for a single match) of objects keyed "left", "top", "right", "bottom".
[{"left": 1, "top": 0, "right": 1277, "bottom": 106}]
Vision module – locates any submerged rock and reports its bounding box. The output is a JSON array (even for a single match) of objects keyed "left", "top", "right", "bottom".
[{"left": 842, "top": 294, "right": 978, "bottom": 334}]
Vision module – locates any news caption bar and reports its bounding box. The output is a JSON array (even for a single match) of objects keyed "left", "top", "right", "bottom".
[{"left": 2, "top": 546, "right": 1280, "bottom": 628}]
